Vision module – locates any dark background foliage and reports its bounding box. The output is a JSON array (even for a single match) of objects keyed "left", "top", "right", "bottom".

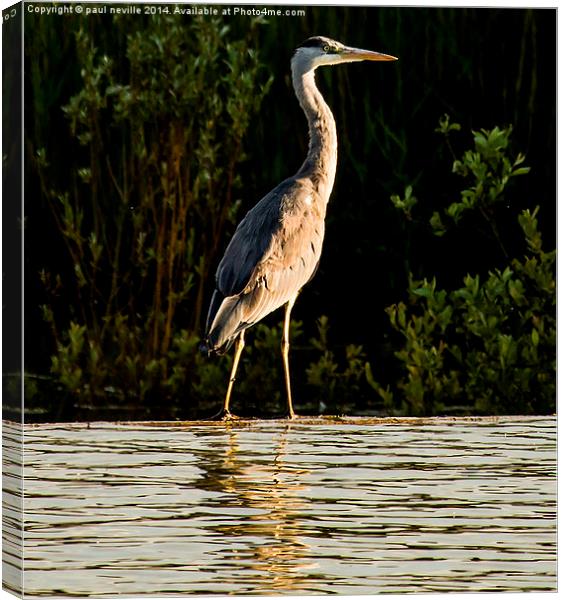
[{"left": 6, "top": 4, "right": 555, "bottom": 420}]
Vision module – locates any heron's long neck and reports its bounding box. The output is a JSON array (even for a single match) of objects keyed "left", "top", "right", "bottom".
[{"left": 292, "top": 68, "right": 337, "bottom": 201}]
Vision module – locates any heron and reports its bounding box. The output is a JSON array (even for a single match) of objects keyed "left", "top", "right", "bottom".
[{"left": 201, "top": 36, "right": 397, "bottom": 419}]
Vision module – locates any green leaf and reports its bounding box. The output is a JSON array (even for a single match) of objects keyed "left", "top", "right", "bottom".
[
  {"left": 511, "top": 167, "right": 531, "bottom": 176},
  {"left": 412, "top": 286, "right": 431, "bottom": 298}
]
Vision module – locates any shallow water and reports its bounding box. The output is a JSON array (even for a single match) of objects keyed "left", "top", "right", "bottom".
[{"left": 2, "top": 415, "right": 557, "bottom": 595}]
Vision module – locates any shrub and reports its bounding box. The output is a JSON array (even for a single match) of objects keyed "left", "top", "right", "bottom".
[
  {"left": 306, "top": 316, "right": 368, "bottom": 414},
  {"left": 37, "top": 16, "right": 272, "bottom": 416},
  {"left": 372, "top": 119, "right": 555, "bottom": 416}
]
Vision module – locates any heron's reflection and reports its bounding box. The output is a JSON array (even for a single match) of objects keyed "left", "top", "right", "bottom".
[{"left": 194, "top": 423, "right": 314, "bottom": 592}]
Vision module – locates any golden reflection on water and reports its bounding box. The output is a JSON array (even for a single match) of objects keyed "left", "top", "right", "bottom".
[
  {"left": 5, "top": 416, "right": 557, "bottom": 596},
  {"left": 195, "top": 424, "right": 314, "bottom": 592}
]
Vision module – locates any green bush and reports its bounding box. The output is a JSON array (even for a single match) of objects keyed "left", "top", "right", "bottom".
[
  {"left": 306, "top": 316, "right": 368, "bottom": 414},
  {"left": 373, "top": 119, "right": 555, "bottom": 416},
  {"left": 38, "top": 16, "right": 272, "bottom": 416}
]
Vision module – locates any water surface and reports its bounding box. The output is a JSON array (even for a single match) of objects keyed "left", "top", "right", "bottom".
[{"left": 3, "top": 415, "right": 557, "bottom": 595}]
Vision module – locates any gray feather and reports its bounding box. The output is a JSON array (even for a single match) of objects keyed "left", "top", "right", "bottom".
[{"left": 204, "top": 176, "right": 325, "bottom": 353}]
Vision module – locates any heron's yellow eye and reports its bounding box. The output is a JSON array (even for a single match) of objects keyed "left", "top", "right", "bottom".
[{"left": 323, "top": 45, "right": 330, "bottom": 53}]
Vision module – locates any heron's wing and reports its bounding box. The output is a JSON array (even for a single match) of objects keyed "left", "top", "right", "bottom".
[
  {"left": 215, "top": 180, "right": 288, "bottom": 298},
  {"left": 222, "top": 180, "right": 324, "bottom": 308},
  {"left": 206, "top": 178, "right": 325, "bottom": 351},
  {"left": 241, "top": 204, "right": 325, "bottom": 322}
]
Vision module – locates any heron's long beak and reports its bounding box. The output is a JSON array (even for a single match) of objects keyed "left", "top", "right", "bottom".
[{"left": 342, "top": 47, "right": 398, "bottom": 62}]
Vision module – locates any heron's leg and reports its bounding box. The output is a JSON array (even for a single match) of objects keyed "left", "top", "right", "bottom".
[
  {"left": 282, "top": 295, "right": 297, "bottom": 419},
  {"left": 222, "top": 330, "right": 245, "bottom": 419}
]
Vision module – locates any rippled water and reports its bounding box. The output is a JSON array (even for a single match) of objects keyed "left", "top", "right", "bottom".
[{"left": 2, "top": 416, "right": 557, "bottom": 595}]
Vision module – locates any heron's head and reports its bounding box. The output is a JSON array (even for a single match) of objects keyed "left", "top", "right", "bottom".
[{"left": 292, "top": 36, "right": 397, "bottom": 72}]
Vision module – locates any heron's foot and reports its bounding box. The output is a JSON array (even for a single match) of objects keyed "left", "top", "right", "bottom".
[
  {"left": 286, "top": 409, "right": 297, "bottom": 420},
  {"left": 209, "top": 408, "right": 239, "bottom": 421}
]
